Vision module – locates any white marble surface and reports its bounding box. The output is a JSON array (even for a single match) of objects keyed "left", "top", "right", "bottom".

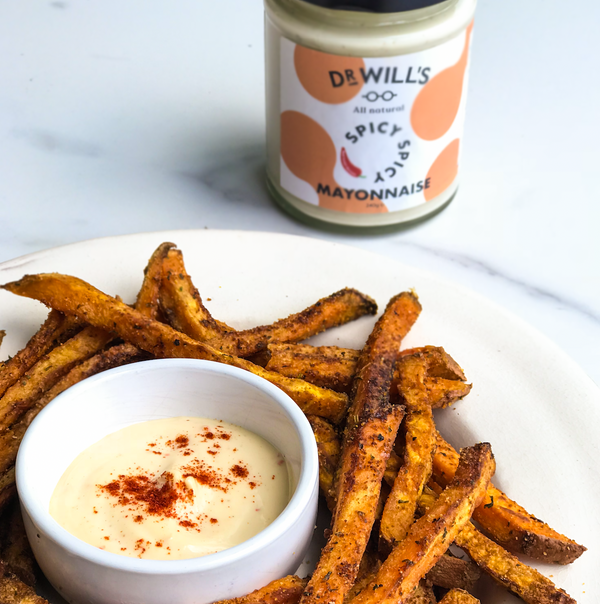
[{"left": 0, "top": 0, "right": 598, "bottom": 386}]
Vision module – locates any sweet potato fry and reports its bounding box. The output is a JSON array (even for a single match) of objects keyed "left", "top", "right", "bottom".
[
  {"left": 306, "top": 405, "right": 404, "bottom": 604},
  {"left": 265, "top": 344, "right": 360, "bottom": 393},
  {"left": 425, "top": 554, "right": 480, "bottom": 592},
  {"left": 425, "top": 378, "right": 471, "bottom": 409},
  {"left": 438, "top": 588, "right": 479, "bottom": 604},
  {"left": 307, "top": 415, "right": 340, "bottom": 511},
  {"left": 0, "top": 467, "right": 16, "bottom": 514},
  {"left": 1, "top": 274, "right": 349, "bottom": 423},
  {"left": 160, "top": 248, "right": 377, "bottom": 357},
  {"left": 0, "top": 326, "right": 113, "bottom": 431},
  {"left": 380, "top": 355, "right": 436, "bottom": 554},
  {"left": 0, "top": 502, "right": 36, "bottom": 587},
  {"left": 300, "top": 292, "right": 421, "bottom": 604},
  {"left": 416, "top": 490, "right": 576, "bottom": 604},
  {"left": 213, "top": 575, "right": 307, "bottom": 604},
  {"left": 344, "top": 550, "right": 382, "bottom": 602},
  {"left": 135, "top": 242, "right": 175, "bottom": 319},
  {"left": 0, "top": 572, "right": 48, "bottom": 604},
  {"left": 432, "top": 433, "right": 586, "bottom": 564},
  {"left": 393, "top": 347, "right": 471, "bottom": 409},
  {"left": 0, "top": 310, "right": 79, "bottom": 399},
  {"left": 349, "top": 443, "right": 495, "bottom": 604},
  {"left": 455, "top": 523, "right": 576, "bottom": 604},
  {"left": 407, "top": 582, "right": 436, "bottom": 604},
  {"left": 398, "top": 346, "right": 466, "bottom": 380},
  {"left": 159, "top": 249, "right": 226, "bottom": 342},
  {"left": 384, "top": 449, "right": 402, "bottom": 488},
  {"left": 0, "top": 343, "right": 145, "bottom": 476}
]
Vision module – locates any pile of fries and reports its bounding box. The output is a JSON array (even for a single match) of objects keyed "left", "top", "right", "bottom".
[{"left": 0, "top": 242, "right": 586, "bottom": 604}]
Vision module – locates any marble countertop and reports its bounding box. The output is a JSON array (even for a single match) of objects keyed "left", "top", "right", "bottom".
[{"left": 0, "top": 0, "right": 598, "bottom": 386}]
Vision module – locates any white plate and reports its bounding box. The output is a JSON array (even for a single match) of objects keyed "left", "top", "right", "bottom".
[{"left": 0, "top": 230, "right": 597, "bottom": 604}]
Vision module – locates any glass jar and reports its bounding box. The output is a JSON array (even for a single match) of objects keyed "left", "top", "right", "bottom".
[{"left": 264, "top": 0, "right": 477, "bottom": 231}]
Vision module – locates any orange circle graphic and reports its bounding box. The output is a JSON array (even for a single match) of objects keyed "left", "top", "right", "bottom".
[
  {"left": 424, "top": 139, "right": 460, "bottom": 201},
  {"left": 294, "top": 45, "right": 365, "bottom": 104},
  {"left": 411, "top": 22, "right": 474, "bottom": 141}
]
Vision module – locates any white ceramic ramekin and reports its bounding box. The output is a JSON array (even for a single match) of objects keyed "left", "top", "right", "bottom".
[{"left": 16, "top": 359, "right": 319, "bottom": 604}]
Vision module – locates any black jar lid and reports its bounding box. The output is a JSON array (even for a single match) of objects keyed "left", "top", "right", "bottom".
[{"left": 298, "top": 0, "right": 447, "bottom": 12}]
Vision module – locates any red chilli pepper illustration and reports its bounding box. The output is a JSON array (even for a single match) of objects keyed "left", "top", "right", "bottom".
[{"left": 341, "top": 147, "right": 364, "bottom": 178}]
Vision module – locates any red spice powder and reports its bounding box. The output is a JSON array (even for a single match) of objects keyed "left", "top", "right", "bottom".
[
  {"left": 98, "top": 472, "right": 183, "bottom": 519},
  {"left": 230, "top": 464, "right": 248, "bottom": 479},
  {"left": 165, "top": 434, "right": 190, "bottom": 449}
]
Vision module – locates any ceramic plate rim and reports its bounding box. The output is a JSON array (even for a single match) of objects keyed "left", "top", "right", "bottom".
[{"left": 0, "top": 229, "right": 597, "bottom": 604}]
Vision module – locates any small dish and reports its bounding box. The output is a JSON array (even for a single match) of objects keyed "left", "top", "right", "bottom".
[{"left": 16, "top": 358, "right": 319, "bottom": 604}]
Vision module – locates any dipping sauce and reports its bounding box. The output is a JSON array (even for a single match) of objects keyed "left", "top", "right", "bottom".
[{"left": 50, "top": 417, "right": 291, "bottom": 560}]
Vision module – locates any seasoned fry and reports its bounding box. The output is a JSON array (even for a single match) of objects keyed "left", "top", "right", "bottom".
[
  {"left": 398, "top": 346, "right": 466, "bottom": 380},
  {"left": 0, "top": 573, "right": 48, "bottom": 604},
  {"left": 135, "top": 242, "right": 175, "bottom": 319},
  {"left": 432, "top": 433, "right": 586, "bottom": 564},
  {"left": 418, "top": 481, "right": 577, "bottom": 603},
  {"left": 0, "top": 467, "right": 16, "bottom": 516},
  {"left": 300, "top": 292, "right": 421, "bottom": 604},
  {"left": 423, "top": 377, "right": 471, "bottom": 409},
  {"left": 266, "top": 344, "right": 360, "bottom": 393},
  {"left": 307, "top": 415, "right": 340, "bottom": 511},
  {"left": 0, "top": 310, "right": 78, "bottom": 399},
  {"left": 381, "top": 354, "right": 473, "bottom": 492},
  {"left": 0, "top": 326, "right": 112, "bottom": 431},
  {"left": 213, "top": 575, "right": 307, "bottom": 604},
  {"left": 438, "top": 588, "right": 479, "bottom": 604},
  {"left": 308, "top": 404, "right": 404, "bottom": 604},
  {"left": 380, "top": 355, "right": 436, "bottom": 554},
  {"left": 0, "top": 502, "right": 36, "bottom": 587},
  {"left": 0, "top": 343, "right": 145, "bottom": 476},
  {"left": 344, "top": 550, "right": 382, "bottom": 602},
  {"left": 349, "top": 443, "right": 495, "bottom": 604},
  {"left": 160, "top": 248, "right": 378, "bottom": 357},
  {"left": 0, "top": 331, "right": 5, "bottom": 348},
  {"left": 455, "top": 523, "right": 576, "bottom": 604},
  {"left": 425, "top": 554, "right": 480, "bottom": 592},
  {"left": 394, "top": 347, "right": 471, "bottom": 409},
  {"left": 383, "top": 449, "right": 402, "bottom": 488},
  {"left": 1, "top": 274, "right": 349, "bottom": 423},
  {"left": 407, "top": 582, "right": 436, "bottom": 604},
  {"left": 159, "top": 249, "right": 226, "bottom": 342}
]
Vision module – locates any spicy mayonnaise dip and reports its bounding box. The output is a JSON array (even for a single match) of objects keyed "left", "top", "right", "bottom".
[{"left": 50, "top": 417, "right": 291, "bottom": 560}]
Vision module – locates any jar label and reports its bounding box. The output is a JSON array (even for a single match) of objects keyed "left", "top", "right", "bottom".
[{"left": 279, "top": 23, "right": 473, "bottom": 214}]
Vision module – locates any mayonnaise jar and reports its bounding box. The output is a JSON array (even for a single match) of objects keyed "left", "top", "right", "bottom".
[{"left": 265, "top": 0, "right": 477, "bottom": 231}]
